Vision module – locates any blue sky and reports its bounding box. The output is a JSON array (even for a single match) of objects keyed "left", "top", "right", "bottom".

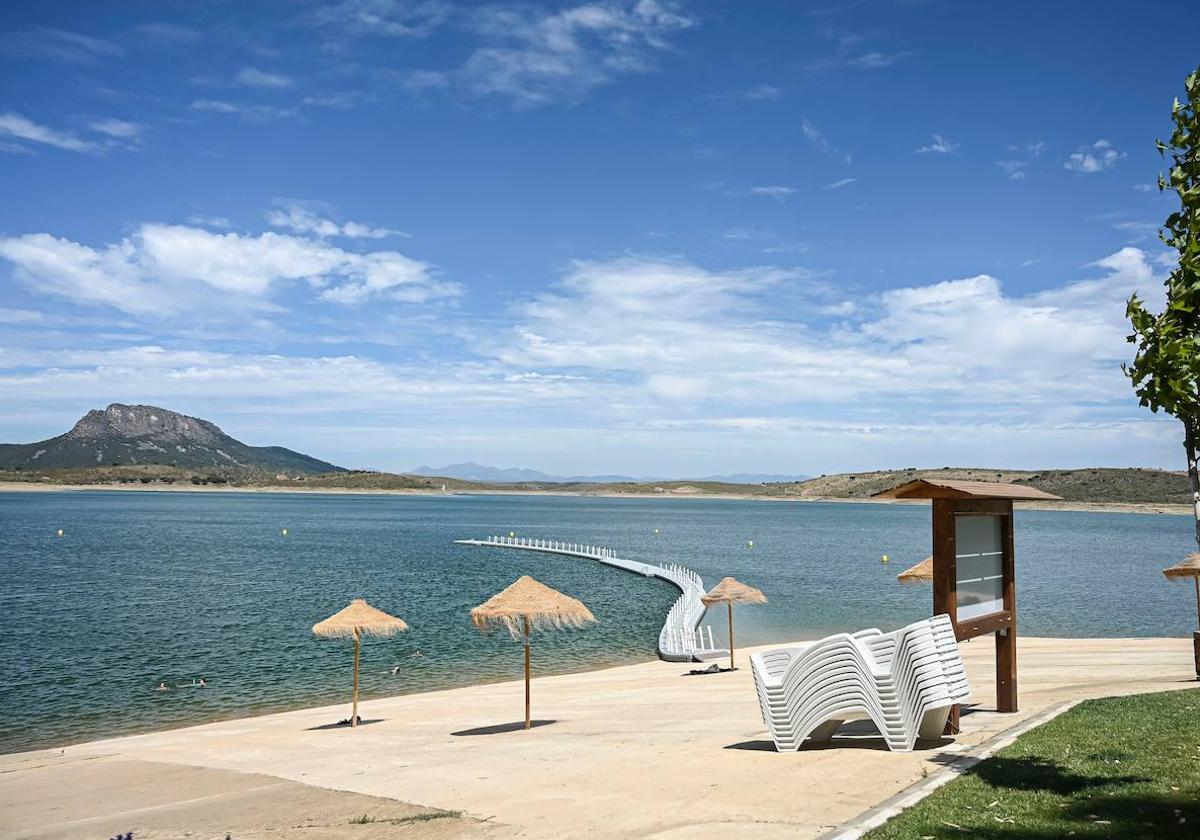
[{"left": 0, "top": 1, "right": 1197, "bottom": 476}]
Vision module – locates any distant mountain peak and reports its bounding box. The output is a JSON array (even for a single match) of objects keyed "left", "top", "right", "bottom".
[
  {"left": 1, "top": 403, "right": 343, "bottom": 475},
  {"left": 68, "top": 403, "right": 224, "bottom": 446}
]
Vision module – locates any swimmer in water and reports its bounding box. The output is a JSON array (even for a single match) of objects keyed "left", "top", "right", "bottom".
[
  {"left": 156, "top": 682, "right": 168, "bottom": 692},
  {"left": 197, "top": 677, "right": 207, "bottom": 687},
  {"left": 411, "top": 650, "right": 424, "bottom": 658}
]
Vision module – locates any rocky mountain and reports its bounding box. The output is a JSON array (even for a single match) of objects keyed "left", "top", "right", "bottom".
[{"left": 0, "top": 404, "right": 343, "bottom": 475}]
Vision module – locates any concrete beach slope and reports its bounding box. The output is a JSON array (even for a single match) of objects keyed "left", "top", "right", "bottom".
[{"left": 1, "top": 637, "right": 1194, "bottom": 840}]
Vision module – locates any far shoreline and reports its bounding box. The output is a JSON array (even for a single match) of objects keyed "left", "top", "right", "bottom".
[{"left": 0, "top": 479, "right": 1188, "bottom": 516}]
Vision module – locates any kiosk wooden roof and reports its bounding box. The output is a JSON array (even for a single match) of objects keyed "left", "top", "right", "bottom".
[{"left": 872, "top": 478, "right": 1062, "bottom": 501}]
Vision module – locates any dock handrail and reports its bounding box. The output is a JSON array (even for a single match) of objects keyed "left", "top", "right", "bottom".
[{"left": 454, "top": 535, "right": 723, "bottom": 662}]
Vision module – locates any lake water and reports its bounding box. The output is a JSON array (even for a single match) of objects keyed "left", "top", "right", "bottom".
[{"left": 0, "top": 490, "right": 1193, "bottom": 754}]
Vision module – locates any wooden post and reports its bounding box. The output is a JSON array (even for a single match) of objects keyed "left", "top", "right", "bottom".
[
  {"left": 523, "top": 617, "right": 531, "bottom": 730},
  {"left": 728, "top": 602, "right": 735, "bottom": 670},
  {"left": 351, "top": 628, "right": 361, "bottom": 728},
  {"left": 931, "top": 499, "right": 959, "bottom": 732},
  {"left": 996, "top": 508, "right": 1018, "bottom": 712},
  {"left": 1193, "top": 577, "right": 1199, "bottom": 678}
]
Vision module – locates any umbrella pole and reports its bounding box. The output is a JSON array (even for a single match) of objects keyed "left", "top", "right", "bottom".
[
  {"left": 523, "top": 617, "right": 531, "bottom": 730},
  {"left": 728, "top": 602, "right": 735, "bottom": 670},
  {"left": 352, "top": 628, "right": 361, "bottom": 728}
]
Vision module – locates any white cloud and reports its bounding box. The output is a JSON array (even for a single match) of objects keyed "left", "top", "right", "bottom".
[
  {"left": 133, "top": 22, "right": 203, "bottom": 43},
  {"left": 236, "top": 67, "right": 295, "bottom": 90},
  {"left": 739, "top": 84, "right": 783, "bottom": 100},
  {"left": 824, "top": 177, "right": 857, "bottom": 190},
  {"left": 806, "top": 51, "right": 913, "bottom": 71},
  {"left": 916, "top": 134, "right": 959, "bottom": 154},
  {"left": 1065, "top": 139, "right": 1125, "bottom": 173},
  {"left": 88, "top": 118, "right": 141, "bottom": 139},
  {"left": 0, "top": 307, "right": 45, "bottom": 324},
  {"left": 265, "top": 199, "right": 406, "bottom": 239},
  {"left": 411, "top": 1, "right": 694, "bottom": 107},
  {"left": 1007, "top": 140, "right": 1046, "bottom": 157},
  {"left": 802, "top": 119, "right": 851, "bottom": 165},
  {"left": 0, "top": 27, "right": 122, "bottom": 63},
  {"left": 302, "top": 92, "right": 376, "bottom": 109},
  {"left": 191, "top": 99, "right": 297, "bottom": 121},
  {"left": 305, "top": 0, "right": 452, "bottom": 39},
  {"left": 721, "top": 227, "right": 774, "bottom": 241},
  {"left": 996, "top": 159, "right": 1027, "bottom": 180},
  {"left": 187, "top": 215, "right": 232, "bottom": 229},
  {"left": 0, "top": 220, "right": 458, "bottom": 316},
  {"left": 749, "top": 185, "right": 796, "bottom": 200},
  {"left": 0, "top": 112, "right": 99, "bottom": 153},
  {"left": 492, "top": 248, "right": 1163, "bottom": 419}
]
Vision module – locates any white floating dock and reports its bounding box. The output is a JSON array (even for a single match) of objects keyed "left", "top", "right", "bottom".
[{"left": 454, "top": 535, "right": 726, "bottom": 663}]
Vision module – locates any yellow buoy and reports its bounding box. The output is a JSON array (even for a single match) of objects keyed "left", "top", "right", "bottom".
[
  {"left": 654, "top": 528, "right": 660, "bottom": 534},
  {"left": 747, "top": 540, "right": 754, "bottom": 548},
  {"left": 56, "top": 529, "right": 64, "bottom": 537},
  {"left": 282, "top": 528, "right": 288, "bottom": 536},
  {"left": 509, "top": 531, "right": 515, "bottom": 538},
  {"left": 881, "top": 554, "right": 889, "bottom": 564}
]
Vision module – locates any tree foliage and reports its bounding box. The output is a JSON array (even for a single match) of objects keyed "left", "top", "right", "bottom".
[{"left": 1126, "top": 67, "right": 1200, "bottom": 420}]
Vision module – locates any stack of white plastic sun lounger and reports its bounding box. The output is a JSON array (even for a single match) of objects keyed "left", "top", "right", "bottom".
[{"left": 749, "top": 614, "right": 970, "bottom": 752}]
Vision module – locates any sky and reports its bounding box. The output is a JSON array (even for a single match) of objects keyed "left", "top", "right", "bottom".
[{"left": 0, "top": 0, "right": 1197, "bottom": 477}]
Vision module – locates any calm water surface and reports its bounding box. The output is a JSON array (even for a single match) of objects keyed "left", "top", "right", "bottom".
[{"left": 0, "top": 490, "right": 1192, "bottom": 754}]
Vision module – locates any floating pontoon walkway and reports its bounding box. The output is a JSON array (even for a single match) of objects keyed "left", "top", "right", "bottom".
[{"left": 454, "top": 535, "right": 725, "bottom": 663}]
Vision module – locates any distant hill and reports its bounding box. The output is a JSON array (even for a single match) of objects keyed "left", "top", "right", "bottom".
[
  {"left": 409, "top": 462, "right": 809, "bottom": 484},
  {"left": 784, "top": 467, "right": 1190, "bottom": 504},
  {"left": 409, "top": 462, "right": 645, "bottom": 483},
  {"left": 699, "top": 472, "right": 811, "bottom": 484},
  {"left": 0, "top": 404, "right": 344, "bottom": 475}
]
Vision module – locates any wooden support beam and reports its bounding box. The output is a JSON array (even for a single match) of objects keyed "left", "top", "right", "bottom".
[{"left": 997, "top": 507, "right": 1018, "bottom": 712}]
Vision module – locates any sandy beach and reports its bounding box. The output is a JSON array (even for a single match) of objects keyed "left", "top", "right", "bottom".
[
  {"left": 0, "top": 480, "right": 1188, "bottom": 516},
  {"left": 2, "top": 636, "right": 1195, "bottom": 840}
]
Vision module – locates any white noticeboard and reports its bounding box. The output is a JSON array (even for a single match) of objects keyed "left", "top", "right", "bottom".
[{"left": 954, "top": 515, "right": 1005, "bottom": 621}]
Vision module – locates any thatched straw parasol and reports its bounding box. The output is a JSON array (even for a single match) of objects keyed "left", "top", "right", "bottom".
[
  {"left": 1163, "top": 553, "right": 1200, "bottom": 629},
  {"left": 313, "top": 599, "right": 408, "bottom": 728},
  {"left": 897, "top": 556, "right": 934, "bottom": 584},
  {"left": 701, "top": 577, "right": 767, "bottom": 670},
  {"left": 471, "top": 576, "right": 596, "bottom": 730}
]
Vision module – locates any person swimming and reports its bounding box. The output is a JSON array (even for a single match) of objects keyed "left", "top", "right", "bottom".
[
  {"left": 197, "top": 677, "right": 207, "bottom": 687},
  {"left": 155, "top": 682, "right": 168, "bottom": 691}
]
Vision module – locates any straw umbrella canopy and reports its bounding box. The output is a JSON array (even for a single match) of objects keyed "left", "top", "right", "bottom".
[
  {"left": 701, "top": 577, "right": 767, "bottom": 670},
  {"left": 897, "top": 556, "right": 934, "bottom": 584},
  {"left": 471, "top": 576, "right": 596, "bottom": 729},
  {"left": 1162, "top": 553, "right": 1200, "bottom": 629},
  {"left": 313, "top": 598, "right": 408, "bottom": 728}
]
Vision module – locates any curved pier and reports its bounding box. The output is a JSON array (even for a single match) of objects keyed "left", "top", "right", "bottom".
[{"left": 454, "top": 535, "right": 725, "bottom": 663}]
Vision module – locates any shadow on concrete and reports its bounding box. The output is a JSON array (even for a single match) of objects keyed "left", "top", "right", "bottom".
[
  {"left": 451, "top": 720, "right": 557, "bottom": 736},
  {"left": 723, "top": 739, "right": 777, "bottom": 751},
  {"left": 306, "top": 718, "right": 385, "bottom": 731}
]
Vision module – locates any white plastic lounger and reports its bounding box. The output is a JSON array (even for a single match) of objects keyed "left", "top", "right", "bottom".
[{"left": 749, "top": 614, "right": 970, "bottom": 752}]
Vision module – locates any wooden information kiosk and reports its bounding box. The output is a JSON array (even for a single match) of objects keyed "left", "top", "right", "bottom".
[{"left": 873, "top": 478, "right": 1062, "bottom": 727}]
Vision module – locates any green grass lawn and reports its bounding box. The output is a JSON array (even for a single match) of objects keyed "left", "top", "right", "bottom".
[{"left": 864, "top": 688, "right": 1200, "bottom": 839}]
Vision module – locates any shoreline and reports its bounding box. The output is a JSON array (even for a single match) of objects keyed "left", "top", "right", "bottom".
[
  {"left": 0, "top": 480, "right": 1188, "bottom": 516},
  {"left": 3, "top": 636, "right": 1194, "bottom": 839},
  {"left": 3, "top": 630, "right": 1192, "bottom": 759}
]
